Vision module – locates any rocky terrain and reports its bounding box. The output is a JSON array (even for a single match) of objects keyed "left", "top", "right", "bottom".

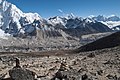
[
  {"left": 0, "top": 46, "right": 120, "bottom": 80},
  {"left": 80, "top": 32, "right": 113, "bottom": 45},
  {"left": 0, "top": 31, "right": 113, "bottom": 52},
  {"left": 0, "top": 0, "right": 119, "bottom": 80}
]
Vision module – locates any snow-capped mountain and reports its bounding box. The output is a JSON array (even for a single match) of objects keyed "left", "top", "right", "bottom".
[
  {"left": 0, "top": 0, "right": 70, "bottom": 40},
  {"left": 48, "top": 13, "right": 77, "bottom": 27},
  {"left": 49, "top": 16, "right": 67, "bottom": 27},
  {"left": 111, "top": 25, "right": 120, "bottom": 31},
  {"left": 0, "top": 0, "right": 46, "bottom": 36},
  {"left": 0, "top": 0, "right": 115, "bottom": 52},
  {"left": 48, "top": 15, "right": 111, "bottom": 38},
  {"left": 0, "top": 0, "right": 113, "bottom": 38},
  {"left": 90, "top": 15, "right": 120, "bottom": 29},
  {"left": 91, "top": 15, "right": 120, "bottom": 22},
  {"left": 92, "top": 15, "right": 107, "bottom": 22},
  {"left": 107, "top": 15, "right": 120, "bottom": 21},
  {"left": 49, "top": 15, "right": 96, "bottom": 29},
  {"left": 0, "top": 0, "right": 81, "bottom": 46}
]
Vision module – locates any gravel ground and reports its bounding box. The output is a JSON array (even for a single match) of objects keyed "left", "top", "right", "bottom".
[{"left": 0, "top": 46, "right": 120, "bottom": 80}]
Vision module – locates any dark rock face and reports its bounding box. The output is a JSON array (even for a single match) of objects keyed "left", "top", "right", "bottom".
[
  {"left": 106, "top": 74, "right": 120, "bottom": 80},
  {"left": 112, "top": 25, "right": 120, "bottom": 31},
  {"left": 89, "top": 22, "right": 111, "bottom": 32},
  {"left": 9, "top": 68, "right": 35, "bottom": 80},
  {"left": 63, "top": 22, "right": 111, "bottom": 38},
  {"left": 8, "top": 58, "right": 36, "bottom": 80},
  {"left": 77, "top": 31, "right": 120, "bottom": 52}
]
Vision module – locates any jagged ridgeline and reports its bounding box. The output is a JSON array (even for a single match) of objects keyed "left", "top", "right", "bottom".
[{"left": 0, "top": 0, "right": 115, "bottom": 52}]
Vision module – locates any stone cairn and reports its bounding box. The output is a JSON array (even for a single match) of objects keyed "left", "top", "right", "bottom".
[{"left": 8, "top": 58, "right": 37, "bottom": 80}]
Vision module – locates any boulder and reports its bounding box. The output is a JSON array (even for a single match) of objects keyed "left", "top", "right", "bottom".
[
  {"left": 9, "top": 68, "right": 36, "bottom": 80},
  {"left": 52, "top": 63, "right": 81, "bottom": 80},
  {"left": 8, "top": 58, "right": 36, "bottom": 80}
]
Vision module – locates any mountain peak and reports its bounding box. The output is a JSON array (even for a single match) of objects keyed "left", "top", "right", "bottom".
[
  {"left": 108, "top": 15, "right": 116, "bottom": 17},
  {"left": 88, "top": 15, "right": 120, "bottom": 28},
  {"left": 0, "top": 0, "right": 5, "bottom": 3},
  {"left": 0, "top": 0, "right": 44, "bottom": 37},
  {"left": 66, "top": 13, "right": 75, "bottom": 19},
  {"left": 88, "top": 15, "right": 95, "bottom": 18}
]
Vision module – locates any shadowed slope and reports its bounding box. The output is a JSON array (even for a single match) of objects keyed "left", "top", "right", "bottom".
[{"left": 77, "top": 31, "right": 120, "bottom": 52}]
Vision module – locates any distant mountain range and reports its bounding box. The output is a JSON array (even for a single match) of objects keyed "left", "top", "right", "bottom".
[
  {"left": 0, "top": 0, "right": 119, "bottom": 38},
  {"left": 0, "top": 0, "right": 120, "bottom": 51},
  {"left": 89, "top": 15, "right": 120, "bottom": 30}
]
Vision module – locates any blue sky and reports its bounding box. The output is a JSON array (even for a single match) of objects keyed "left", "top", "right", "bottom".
[{"left": 7, "top": 0, "right": 120, "bottom": 18}]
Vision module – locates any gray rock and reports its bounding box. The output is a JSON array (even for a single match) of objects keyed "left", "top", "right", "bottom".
[
  {"left": 9, "top": 68, "right": 36, "bottom": 80},
  {"left": 52, "top": 63, "right": 81, "bottom": 80}
]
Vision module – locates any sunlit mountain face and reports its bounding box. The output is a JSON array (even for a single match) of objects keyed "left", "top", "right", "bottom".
[{"left": 0, "top": 0, "right": 119, "bottom": 52}]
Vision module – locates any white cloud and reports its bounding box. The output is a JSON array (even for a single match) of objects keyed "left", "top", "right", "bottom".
[{"left": 58, "top": 9, "right": 63, "bottom": 13}]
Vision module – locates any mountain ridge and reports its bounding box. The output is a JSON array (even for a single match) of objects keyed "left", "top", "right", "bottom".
[
  {"left": 0, "top": 0, "right": 113, "bottom": 38},
  {"left": 0, "top": 0, "right": 118, "bottom": 52},
  {"left": 77, "top": 31, "right": 120, "bottom": 52}
]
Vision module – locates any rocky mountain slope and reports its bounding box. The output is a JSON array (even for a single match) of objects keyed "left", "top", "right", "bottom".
[
  {"left": 0, "top": 0, "right": 82, "bottom": 51},
  {"left": 77, "top": 31, "right": 120, "bottom": 52},
  {"left": 49, "top": 16, "right": 112, "bottom": 37},
  {"left": 0, "top": 0, "right": 117, "bottom": 52},
  {"left": 0, "top": 0, "right": 111, "bottom": 38}
]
